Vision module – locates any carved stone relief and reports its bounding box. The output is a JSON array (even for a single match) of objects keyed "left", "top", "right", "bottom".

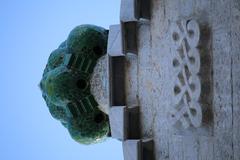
[{"left": 170, "top": 19, "right": 202, "bottom": 128}]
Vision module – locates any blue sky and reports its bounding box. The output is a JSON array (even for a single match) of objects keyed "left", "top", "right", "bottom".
[{"left": 0, "top": 0, "right": 123, "bottom": 159}]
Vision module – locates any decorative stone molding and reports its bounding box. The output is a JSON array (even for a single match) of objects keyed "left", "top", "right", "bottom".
[
  {"left": 170, "top": 19, "right": 202, "bottom": 128},
  {"left": 120, "top": 0, "right": 150, "bottom": 22},
  {"left": 108, "top": 3, "right": 154, "bottom": 159},
  {"left": 109, "top": 106, "right": 140, "bottom": 140},
  {"left": 123, "top": 139, "right": 154, "bottom": 160},
  {"left": 120, "top": 0, "right": 151, "bottom": 55}
]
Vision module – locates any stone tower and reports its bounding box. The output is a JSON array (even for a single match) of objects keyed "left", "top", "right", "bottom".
[{"left": 107, "top": 0, "right": 240, "bottom": 160}]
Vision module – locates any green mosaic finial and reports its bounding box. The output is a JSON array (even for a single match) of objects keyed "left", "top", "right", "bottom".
[{"left": 40, "top": 25, "right": 110, "bottom": 144}]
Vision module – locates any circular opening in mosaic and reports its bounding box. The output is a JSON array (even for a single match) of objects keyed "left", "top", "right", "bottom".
[
  {"left": 76, "top": 79, "right": 87, "bottom": 90},
  {"left": 93, "top": 46, "right": 103, "bottom": 56},
  {"left": 94, "top": 113, "right": 105, "bottom": 124}
]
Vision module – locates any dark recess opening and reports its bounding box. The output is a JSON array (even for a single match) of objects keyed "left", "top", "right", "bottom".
[
  {"left": 94, "top": 113, "right": 105, "bottom": 124},
  {"left": 76, "top": 79, "right": 87, "bottom": 90},
  {"left": 93, "top": 46, "right": 103, "bottom": 56}
]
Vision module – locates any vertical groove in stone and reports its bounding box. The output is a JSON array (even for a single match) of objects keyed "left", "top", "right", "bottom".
[
  {"left": 231, "top": 0, "right": 240, "bottom": 159},
  {"left": 230, "top": 0, "right": 234, "bottom": 159}
]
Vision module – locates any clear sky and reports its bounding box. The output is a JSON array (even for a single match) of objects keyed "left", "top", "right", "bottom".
[{"left": 0, "top": 0, "right": 123, "bottom": 160}]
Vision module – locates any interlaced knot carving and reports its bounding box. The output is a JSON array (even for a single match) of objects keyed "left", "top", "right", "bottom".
[{"left": 170, "top": 19, "right": 202, "bottom": 128}]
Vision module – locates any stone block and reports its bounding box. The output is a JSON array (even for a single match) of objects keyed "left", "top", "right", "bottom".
[
  {"left": 123, "top": 140, "right": 141, "bottom": 160},
  {"left": 109, "top": 106, "right": 128, "bottom": 140},
  {"left": 109, "top": 106, "right": 140, "bottom": 140},
  {"left": 107, "top": 25, "right": 124, "bottom": 56},
  {"left": 120, "top": 0, "right": 139, "bottom": 22},
  {"left": 120, "top": 0, "right": 151, "bottom": 22},
  {"left": 123, "top": 139, "right": 154, "bottom": 160}
]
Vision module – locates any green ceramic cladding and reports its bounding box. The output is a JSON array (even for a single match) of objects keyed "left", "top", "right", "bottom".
[{"left": 40, "top": 25, "right": 110, "bottom": 144}]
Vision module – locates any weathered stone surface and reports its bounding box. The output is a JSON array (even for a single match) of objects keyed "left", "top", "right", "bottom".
[
  {"left": 90, "top": 55, "right": 109, "bottom": 114},
  {"left": 212, "top": 1, "right": 233, "bottom": 159},
  {"left": 132, "top": 0, "right": 240, "bottom": 159},
  {"left": 91, "top": 53, "right": 138, "bottom": 113}
]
